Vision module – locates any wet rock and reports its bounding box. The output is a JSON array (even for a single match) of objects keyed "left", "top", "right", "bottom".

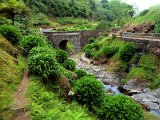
[
  {"left": 118, "top": 86, "right": 128, "bottom": 93},
  {"left": 127, "top": 90, "right": 141, "bottom": 96},
  {"left": 144, "top": 101, "right": 159, "bottom": 110}
]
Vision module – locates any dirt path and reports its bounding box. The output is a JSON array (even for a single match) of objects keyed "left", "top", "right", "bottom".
[{"left": 11, "top": 69, "right": 30, "bottom": 120}]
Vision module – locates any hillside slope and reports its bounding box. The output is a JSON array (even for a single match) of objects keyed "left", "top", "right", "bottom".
[
  {"left": 0, "top": 36, "right": 25, "bottom": 120},
  {"left": 124, "top": 4, "right": 160, "bottom": 33}
]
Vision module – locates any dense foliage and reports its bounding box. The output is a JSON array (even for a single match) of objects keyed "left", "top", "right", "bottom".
[
  {"left": 0, "top": 24, "right": 22, "bottom": 44},
  {"left": 0, "top": 0, "right": 30, "bottom": 25},
  {"left": 96, "top": 95, "right": 144, "bottom": 120},
  {"left": 20, "top": 35, "right": 46, "bottom": 51},
  {"left": 74, "top": 76, "right": 105, "bottom": 106},
  {"left": 63, "top": 59, "right": 76, "bottom": 71},
  {"left": 29, "top": 46, "right": 54, "bottom": 57},
  {"left": 27, "top": 79, "right": 97, "bottom": 120},
  {"left": 22, "top": 0, "right": 134, "bottom": 27},
  {"left": 56, "top": 50, "right": 68, "bottom": 64},
  {"left": 28, "top": 53, "right": 60, "bottom": 81},
  {"left": 102, "top": 45, "right": 119, "bottom": 58},
  {"left": 85, "top": 49, "right": 94, "bottom": 58},
  {"left": 119, "top": 42, "right": 137, "bottom": 61},
  {"left": 75, "top": 69, "right": 87, "bottom": 79}
]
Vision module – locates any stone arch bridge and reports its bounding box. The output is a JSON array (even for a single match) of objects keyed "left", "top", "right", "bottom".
[
  {"left": 42, "top": 30, "right": 103, "bottom": 52},
  {"left": 119, "top": 32, "right": 160, "bottom": 56}
]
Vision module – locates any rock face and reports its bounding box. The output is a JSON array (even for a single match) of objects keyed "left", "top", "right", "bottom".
[
  {"left": 133, "top": 89, "right": 160, "bottom": 111},
  {"left": 123, "top": 22, "right": 155, "bottom": 33}
]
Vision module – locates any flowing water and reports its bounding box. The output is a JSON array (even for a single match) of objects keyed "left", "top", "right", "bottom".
[{"left": 71, "top": 54, "right": 160, "bottom": 116}]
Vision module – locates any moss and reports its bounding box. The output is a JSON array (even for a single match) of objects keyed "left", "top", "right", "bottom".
[
  {"left": 0, "top": 36, "right": 26, "bottom": 120},
  {"left": 0, "top": 36, "right": 18, "bottom": 56}
]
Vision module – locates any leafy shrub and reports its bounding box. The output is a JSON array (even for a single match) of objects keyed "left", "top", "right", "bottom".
[
  {"left": 20, "top": 35, "right": 46, "bottom": 51},
  {"left": 74, "top": 76, "right": 105, "bottom": 106},
  {"left": 63, "top": 72, "right": 75, "bottom": 85},
  {"left": 88, "top": 37, "right": 96, "bottom": 44},
  {"left": 97, "top": 21, "right": 112, "bottom": 30},
  {"left": 67, "top": 41, "right": 74, "bottom": 52},
  {"left": 27, "top": 80, "right": 97, "bottom": 120},
  {"left": 139, "top": 54, "right": 157, "bottom": 71},
  {"left": 56, "top": 50, "right": 69, "bottom": 64},
  {"left": 102, "top": 45, "right": 119, "bottom": 58},
  {"left": 98, "top": 36, "right": 106, "bottom": 41},
  {"left": 32, "top": 13, "right": 50, "bottom": 26},
  {"left": 93, "top": 51, "right": 101, "bottom": 60},
  {"left": 0, "top": 17, "right": 10, "bottom": 25},
  {"left": 85, "top": 49, "right": 94, "bottom": 58},
  {"left": 0, "top": 24, "right": 22, "bottom": 44},
  {"left": 128, "top": 68, "right": 147, "bottom": 80},
  {"left": 93, "top": 42, "right": 100, "bottom": 50},
  {"left": 150, "top": 75, "right": 160, "bottom": 89},
  {"left": 63, "top": 59, "right": 76, "bottom": 71},
  {"left": 75, "top": 69, "right": 87, "bottom": 79},
  {"left": 119, "top": 42, "right": 137, "bottom": 61},
  {"left": 29, "top": 46, "right": 54, "bottom": 57},
  {"left": 97, "top": 95, "right": 144, "bottom": 120},
  {"left": 83, "top": 44, "right": 93, "bottom": 51},
  {"left": 28, "top": 53, "right": 60, "bottom": 81}
]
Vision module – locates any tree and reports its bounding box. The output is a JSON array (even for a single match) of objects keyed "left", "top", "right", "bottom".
[
  {"left": 0, "top": 0, "right": 30, "bottom": 25},
  {"left": 101, "top": 0, "right": 108, "bottom": 8}
]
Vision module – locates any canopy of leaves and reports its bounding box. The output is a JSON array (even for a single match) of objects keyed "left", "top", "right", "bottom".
[{"left": 0, "top": 0, "right": 30, "bottom": 25}]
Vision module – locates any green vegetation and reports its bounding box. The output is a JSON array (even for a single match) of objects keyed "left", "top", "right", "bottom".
[
  {"left": 84, "top": 36, "right": 160, "bottom": 90},
  {"left": 20, "top": 35, "right": 47, "bottom": 51},
  {"left": 102, "top": 45, "right": 119, "bottom": 58},
  {"left": 0, "top": 24, "right": 22, "bottom": 44},
  {"left": 128, "top": 4, "right": 160, "bottom": 33},
  {"left": 56, "top": 50, "right": 69, "bottom": 64},
  {"left": 1, "top": 0, "right": 160, "bottom": 119},
  {"left": 96, "top": 95, "right": 144, "bottom": 120},
  {"left": 28, "top": 52, "right": 60, "bottom": 81},
  {"left": 130, "top": 4, "right": 160, "bottom": 25},
  {"left": 74, "top": 76, "right": 105, "bottom": 106},
  {"left": 0, "top": 0, "right": 133, "bottom": 29},
  {"left": 27, "top": 78, "right": 97, "bottom": 120},
  {"left": 144, "top": 111, "right": 160, "bottom": 120},
  {"left": 0, "top": 0, "right": 30, "bottom": 25},
  {"left": 0, "top": 36, "right": 26, "bottom": 120},
  {"left": 84, "top": 36, "right": 123, "bottom": 61},
  {"left": 66, "top": 41, "right": 74, "bottom": 52},
  {"left": 75, "top": 69, "right": 87, "bottom": 79},
  {"left": 128, "top": 54, "right": 160, "bottom": 89},
  {"left": 29, "top": 46, "right": 55, "bottom": 57},
  {"left": 119, "top": 42, "right": 137, "bottom": 61},
  {"left": 63, "top": 59, "right": 76, "bottom": 71}
]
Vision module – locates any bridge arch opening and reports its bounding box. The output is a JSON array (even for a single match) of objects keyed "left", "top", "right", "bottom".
[
  {"left": 59, "top": 40, "right": 68, "bottom": 50},
  {"left": 59, "top": 40, "right": 75, "bottom": 53}
]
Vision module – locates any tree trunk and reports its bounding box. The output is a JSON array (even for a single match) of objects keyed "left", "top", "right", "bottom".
[{"left": 11, "top": 15, "right": 15, "bottom": 25}]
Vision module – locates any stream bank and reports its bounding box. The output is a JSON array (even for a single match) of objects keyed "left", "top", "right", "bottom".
[{"left": 71, "top": 54, "right": 160, "bottom": 116}]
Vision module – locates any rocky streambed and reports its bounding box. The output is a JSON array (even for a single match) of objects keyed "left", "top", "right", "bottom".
[{"left": 71, "top": 54, "right": 160, "bottom": 116}]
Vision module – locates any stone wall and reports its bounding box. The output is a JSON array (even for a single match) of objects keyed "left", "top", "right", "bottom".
[
  {"left": 43, "top": 30, "right": 104, "bottom": 52},
  {"left": 120, "top": 37, "right": 160, "bottom": 56}
]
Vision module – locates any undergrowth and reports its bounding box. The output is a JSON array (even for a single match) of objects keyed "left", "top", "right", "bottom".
[{"left": 26, "top": 77, "right": 97, "bottom": 120}]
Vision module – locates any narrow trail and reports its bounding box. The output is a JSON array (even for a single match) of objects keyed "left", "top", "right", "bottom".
[{"left": 11, "top": 69, "right": 30, "bottom": 120}]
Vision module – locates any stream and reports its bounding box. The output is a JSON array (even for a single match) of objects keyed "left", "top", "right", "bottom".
[{"left": 71, "top": 54, "right": 160, "bottom": 116}]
